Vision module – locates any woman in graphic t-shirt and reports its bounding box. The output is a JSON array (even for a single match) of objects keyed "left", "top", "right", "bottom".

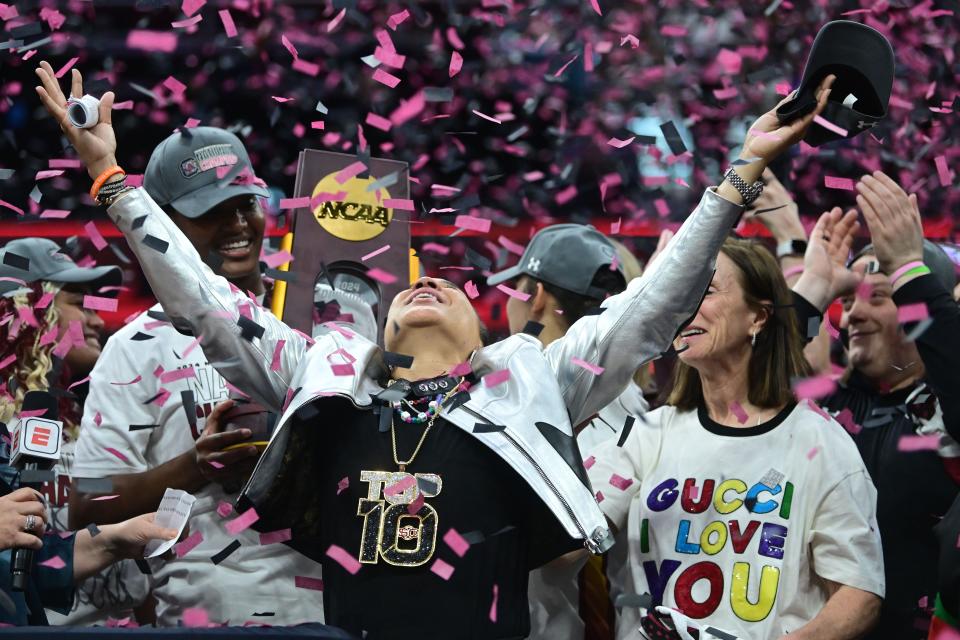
[{"left": 587, "top": 231, "right": 886, "bottom": 640}]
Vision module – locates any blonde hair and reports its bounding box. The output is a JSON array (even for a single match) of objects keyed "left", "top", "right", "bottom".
[{"left": 0, "top": 281, "right": 80, "bottom": 440}]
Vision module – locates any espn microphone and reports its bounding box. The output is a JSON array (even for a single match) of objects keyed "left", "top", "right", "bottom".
[{"left": 9, "top": 391, "right": 62, "bottom": 592}]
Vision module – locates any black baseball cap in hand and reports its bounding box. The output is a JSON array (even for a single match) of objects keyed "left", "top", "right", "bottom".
[
  {"left": 144, "top": 127, "right": 270, "bottom": 218},
  {"left": 0, "top": 238, "right": 121, "bottom": 296},
  {"left": 776, "top": 20, "right": 894, "bottom": 147},
  {"left": 487, "top": 224, "right": 624, "bottom": 298}
]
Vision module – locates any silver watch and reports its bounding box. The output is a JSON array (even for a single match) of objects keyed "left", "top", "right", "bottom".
[{"left": 723, "top": 167, "right": 764, "bottom": 206}]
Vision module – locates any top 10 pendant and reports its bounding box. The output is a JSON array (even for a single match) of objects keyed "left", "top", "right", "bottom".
[{"left": 356, "top": 470, "right": 443, "bottom": 567}]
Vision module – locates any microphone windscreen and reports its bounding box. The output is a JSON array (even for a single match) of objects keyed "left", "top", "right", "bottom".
[{"left": 21, "top": 390, "right": 59, "bottom": 421}]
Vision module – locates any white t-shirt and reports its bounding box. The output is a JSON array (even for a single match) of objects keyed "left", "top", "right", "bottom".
[
  {"left": 43, "top": 439, "right": 150, "bottom": 626},
  {"left": 527, "top": 382, "right": 650, "bottom": 640},
  {"left": 587, "top": 401, "right": 885, "bottom": 640},
  {"left": 72, "top": 304, "right": 324, "bottom": 626}
]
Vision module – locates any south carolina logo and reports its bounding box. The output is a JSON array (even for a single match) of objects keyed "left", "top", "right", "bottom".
[{"left": 180, "top": 158, "right": 200, "bottom": 178}]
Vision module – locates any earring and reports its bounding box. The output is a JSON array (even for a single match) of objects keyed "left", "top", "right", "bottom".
[{"left": 750, "top": 331, "right": 757, "bottom": 348}]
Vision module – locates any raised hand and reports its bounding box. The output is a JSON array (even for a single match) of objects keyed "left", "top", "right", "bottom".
[
  {"left": 740, "top": 74, "right": 836, "bottom": 166},
  {"left": 855, "top": 171, "right": 924, "bottom": 275},
  {"left": 793, "top": 207, "right": 862, "bottom": 311},
  {"left": 34, "top": 61, "right": 118, "bottom": 180},
  {"left": 744, "top": 168, "right": 805, "bottom": 243}
]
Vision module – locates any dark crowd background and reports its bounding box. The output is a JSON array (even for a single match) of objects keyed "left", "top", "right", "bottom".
[{"left": 1, "top": 0, "right": 958, "bottom": 337}]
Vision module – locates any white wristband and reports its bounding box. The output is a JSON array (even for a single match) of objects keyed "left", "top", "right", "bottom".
[{"left": 66, "top": 95, "right": 100, "bottom": 129}]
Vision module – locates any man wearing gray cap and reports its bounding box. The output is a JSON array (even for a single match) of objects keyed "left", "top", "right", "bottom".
[
  {"left": 489, "top": 226, "right": 647, "bottom": 640},
  {"left": 66, "top": 126, "right": 326, "bottom": 626}
]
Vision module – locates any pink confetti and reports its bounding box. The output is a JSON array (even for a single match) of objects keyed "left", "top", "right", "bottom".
[
  {"left": 609, "top": 473, "right": 634, "bottom": 491},
  {"left": 361, "top": 245, "right": 391, "bottom": 262},
  {"left": 326, "top": 544, "right": 362, "bottom": 575},
  {"left": 448, "top": 51, "right": 463, "bottom": 77},
  {"left": 292, "top": 58, "right": 320, "bottom": 77},
  {"left": 472, "top": 110, "right": 502, "bottom": 124},
  {"left": 48, "top": 159, "right": 82, "bottom": 169},
  {"left": 218, "top": 9, "right": 237, "bottom": 37},
  {"left": 270, "top": 340, "right": 286, "bottom": 372},
  {"left": 806, "top": 446, "right": 821, "bottom": 460},
  {"left": 372, "top": 68, "right": 401, "bottom": 88},
  {"left": 35, "top": 169, "right": 63, "bottom": 180},
  {"left": 39, "top": 209, "right": 71, "bottom": 219},
  {"left": 464, "top": 280, "right": 480, "bottom": 299},
  {"left": 279, "top": 197, "right": 310, "bottom": 210},
  {"left": 162, "top": 76, "right": 187, "bottom": 97},
  {"left": 38, "top": 555, "right": 66, "bottom": 569},
  {"left": 294, "top": 576, "right": 324, "bottom": 591},
  {"left": 898, "top": 302, "right": 929, "bottom": 323},
  {"left": 813, "top": 114, "right": 849, "bottom": 137},
  {"left": 110, "top": 375, "right": 142, "bottom": 386},
  {"left": 583, "top": 455, "right": 596, "bottom": 470},
  {"left": 450, "top": 361, "right": 473, "bottom": 377},
  {"left": 384, "top": 475, "right": 416, "bottom": 498},
  {"left": 607, "top": 136, "right": 635, "bottom": 149},
  {"left": 181, "top": 0, "right": 205, "bottom": 17},
  {"left": 454, "top": 215, "right": 491, "bottom": 233},
  {"left": 430, "top": 558, "right": 455, "bottom": 580},
  {"left": 334, "top": 161, "right": 367, "bottom": 184},
  {"left": 489, "top": 584, "right": 499, "bottom": 623},
  {"left": 366, "top": 268, "right": 398, "bottom": 284},
  {"left": 588, "top": 0, "right": 602, "bottom": 15},
  {"left": 659, "top": 25, "right": 688, "bottom": 37},
  {"left": 555, "top": 185, "right": 578, "bottom": 205},
  {"left": 376, "top": 198, "right": 412, "bottom": 212},
  {"left": 484, "top": 368, "right": 511, "bottom": 388},
  {"left": 570, "top": 357, "right": 604, "bottom": 375},
  {"left": 327, "top": 7, "right": 346, "bottom": 32},
  {"left": 84, "top": 221, "right": 108, "bottom": 251},
  {"left": 82, "top": 295, "right": 118, "bottom": 313},
  {"left": 935, "top": 155, "right": 952, "bottom": 187},
  {"left": 898, "top": 435, "right": 940, "bottom": 452},
  {"left": 443, "top": 528, "right": 470, "bottom": 557},
  {"left": 792, "top": 375, "right": 837, "bottom": 400},
  {"left": 824, "top": 176, "right": 855, "bottom": 191},
  {"left": 730, "top": 401, "right": 749, "bottom": 424},
  {"left": 337, "top": 476, "right": 350, "bottom": 495},
  {"left": 496, "top": 284, "right": 530, "bottom": 301},
  {"left": 225, "top": 508, "right": 260, "bottom": 535},
  {"left": 553, "top": 55, "right": 579, "bottom": 77},
  {"left": 150, "top": 389, "right": 172, "bottom": 407},
  {"left": 834, "top": 408, "right": 862, "bottom": 435},
  {"left": 262, "top": 250, "right": 293, "bottom": 269},
  {"left": 171, "top": 15, "right": 202, "bottom": 28},
  {"left": 610, "top": 218, "right": 621, "bottom": 234},
  {"left": 497, "top": 236, "right": 525, "bottom": 256},
  {"left": 311, "top": 121, "right": 325, "bottom": 130},
  {"left": 159, "top": 367, "right": 196, "bottom": 384},
  {"left": 174, "top": 530, "right": 204, "bottom": 557},
  {"left": 0, "top": 200, "right": 24, "bottom": 216},
  {"left": 365, "top": 112, "right": 393, "bottom": 132},
  {"left": 183, "top": 608, "right": 209, "bottom": 628},
  {"left": 407, "top": 492, "right": 425, "bottom": 515},
  {"left": 182, "top": 335, "right": 203, "bottom": 358},
  {"left": 217, "top": 501, "right": 234, "bottom": 518},
  {"left": 713, "top": 87, "right": 739, "bottom": 100},
  {"left": 104, "top": 447, "right": 130, "bottom": 463},
  {"left": 54, "top": 57, "right": 79, "bottom": 79},
  {"left": 387, "top": 9, "right": 410, "bottom": 29}
]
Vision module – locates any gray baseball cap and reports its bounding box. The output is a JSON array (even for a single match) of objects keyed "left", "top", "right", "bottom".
[
  {"left": 487, "top": 224, "right": 625, "bottom": 298},
  {"left": 0, "top": 238, "right": 122, "bottom": 296},
  {"left": 144, "top": 126, "right": 270, "bottom": 219}
]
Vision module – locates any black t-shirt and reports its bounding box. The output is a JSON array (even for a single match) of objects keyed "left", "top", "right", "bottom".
[
  {"left": 259, "top": 398, "right": 579, "bottom": 640},
  {"left": 823, "top": 375, "right": 956, "bottom": 640}
]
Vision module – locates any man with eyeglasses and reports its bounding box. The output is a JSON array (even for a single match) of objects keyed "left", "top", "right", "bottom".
[{"left": 66, "top": 127, "right": 327, "bottom": 626}]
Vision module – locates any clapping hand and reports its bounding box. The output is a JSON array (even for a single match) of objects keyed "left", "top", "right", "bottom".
[{"left": 855, "top": 172, "right": 924, "bottom": 275}]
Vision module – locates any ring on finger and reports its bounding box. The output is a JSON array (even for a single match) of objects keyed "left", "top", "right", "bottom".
[{"left": 23, "top": 514, "right": 37, "bottom": 533}]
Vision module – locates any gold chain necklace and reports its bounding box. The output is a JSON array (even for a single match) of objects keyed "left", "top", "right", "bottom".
[{"left": 390, "top": 377, "right": 463, "bottom": 471}]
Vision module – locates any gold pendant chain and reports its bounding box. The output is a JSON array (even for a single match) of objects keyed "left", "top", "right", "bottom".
[{"left": 390, "top": 377, "right": 464, "bottom": 471}]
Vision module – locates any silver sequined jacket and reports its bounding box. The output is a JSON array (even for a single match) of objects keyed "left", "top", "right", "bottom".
[{"left": 107, "top": 187, "right": 742, "bottom": 555}]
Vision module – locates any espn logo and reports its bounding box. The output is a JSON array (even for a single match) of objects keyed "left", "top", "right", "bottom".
[{"left": 30, "top": 426, "right": 52, "bottom": 448}]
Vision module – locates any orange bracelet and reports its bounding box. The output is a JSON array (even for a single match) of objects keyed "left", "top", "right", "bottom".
[{"left": 89, "top": 165, "right": 125, "bottom": 200}]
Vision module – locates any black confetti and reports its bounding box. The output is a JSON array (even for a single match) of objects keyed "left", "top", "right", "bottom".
[
  {"left": 382, "top": 351, "right": 415, "bottom": 369},
  {"left": 128, "top": 423, "right": 161, "bottom": 431},
  {"left": 616, "top": 416, "right": 635, "bottom": 448},
  {"left": 181, "top": 390, "right": 197, "bottom": 428},
  {"left": 19, "top": 469, "right": 55, "bottom": 485},
  {"left": 86, "top": 523, "right": 102, "bottom": 538},
  {"left": 142, "top": 391, "right": 167, "bottom": 406},
  {"left": 142, "top": 234, "right": 169, "bottom": 254},
  {"left": 424, "top": 87, "right": 454, "bottom": 102},
  {"left": 704, "top": 627, "right": 739, "bottom": 640},
  {"left": 806, "top": 316, "right": 822, "bottom": 340},
  {"left": 131, "top": 215, "right": 147, "bottom": 230},
  {"left": 443, "top": 390, "right": 471, "bottom": 412},
  {"left": 264, "top": 267, "right": 298, "bottom": 283},
  {"left": 2, "top": 252, "right": 30, "bottom": 271},
  {"left": 130, "top": 331, "right": 155, "bottom": 341},
  {"left": 10, "top": 22, "right": 43, "bottom": 38},
  {"left": 464, "top": 247, "right": 492, "bottom": 271},
  {"left": 211, "top": 539, "right": 242, "bottom": 564},
  {"left": 521, "top": 321, "right": 544, "bottom": 337},
  {"left": 634, "top": 134, "right": 658, "bottom": 145},
  {"left": 73, "top": 477, "right": 114, "bottom": 494},
  {"left": 659, "top": 121, "right": 687, "bottom": 155},
  {"left": 614, "top": 592, "right": 652, "bottom": 610},
  {"left": 417, "top": 476, "right": 439, "bottom": 495},
  {"left": 472, "top": 422, "right": 506, "bottom": 433},
  {"left": 238, "top": 316, "right": 266, "bottom": 341},
  {"left": 134, "top": 558, "right": 152, "bottom": 575}
]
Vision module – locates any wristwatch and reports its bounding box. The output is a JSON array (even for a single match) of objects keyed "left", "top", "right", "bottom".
[
  {"left": 776, "top": 239, "right": 808, "bottom": 259},
  {"left": 722, "top": 167, "right": 764, "bottom": 206}
]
